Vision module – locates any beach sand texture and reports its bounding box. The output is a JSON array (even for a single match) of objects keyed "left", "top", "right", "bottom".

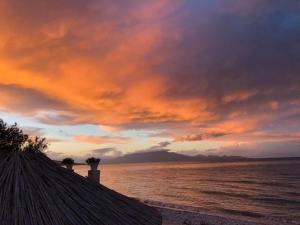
[{"left": 158, "top": 207, "right": 295, "bottom": 225}]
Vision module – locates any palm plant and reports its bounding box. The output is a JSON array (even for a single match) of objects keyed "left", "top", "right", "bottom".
[
  {"left": 62, "top": 158, "right": 75, "bottom": 170},
  {"left": 86, "top": 157, "right": 100, "bottom": 170}
]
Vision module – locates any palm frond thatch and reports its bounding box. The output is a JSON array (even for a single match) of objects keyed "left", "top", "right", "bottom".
[{"left": 0, "top": 151, "right": 162, "bottom": 225}]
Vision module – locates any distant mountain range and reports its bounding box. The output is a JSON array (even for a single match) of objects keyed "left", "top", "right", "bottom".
[
  {"left": 103, "top": 150, "right": 300, "bottom": 164},
  {"left": 54, "top": 150, "right": 300, "bottom": 165},
  {"left": 104, "top": 150, "right": 247, "bottom": 164}
]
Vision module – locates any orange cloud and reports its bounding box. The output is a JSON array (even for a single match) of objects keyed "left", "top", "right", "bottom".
[
  {"left": 222, "top": 90, "right": 257, "bottom": 103},
  {"left": 74, "top": 135, "right": 130, "bottom": 144},
  {"left": 0, "top": 0, "right": 192, "bottom": 127},
  {"left": 249, "top": 131, "right": 300, "bottom": 141},
  {"left": 174, "top": 132, "right": 228, "bottom": 142},
  {"left": 0, "top": 0, "right": 299, "bottom": 154}
]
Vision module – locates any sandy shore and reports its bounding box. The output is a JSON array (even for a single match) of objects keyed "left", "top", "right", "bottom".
[
  {"left": 141, "top": 200, "right": 297, "bottom": 225},
  {"left": 156, "top": 206, "right": 299, "bottom": 225},
  {"left": 157, "top": 207, "right": 269, "bottom": 225}
]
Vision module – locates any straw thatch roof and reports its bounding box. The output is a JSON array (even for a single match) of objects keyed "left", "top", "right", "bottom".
[{"left": 0, "top": 151, "right": 162, "bottom": 225}]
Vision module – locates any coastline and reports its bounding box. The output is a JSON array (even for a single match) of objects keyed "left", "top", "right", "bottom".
[
  {"left": 74, "top": 161, "right": 300, "bottom": 225},
  {"left": 141, "top": 200, "right": 298, "bottom": 225}
]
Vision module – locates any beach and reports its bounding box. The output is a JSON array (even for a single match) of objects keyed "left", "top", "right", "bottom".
[
  {"left": 74, "top": 161, "right": 300, "bottom": 225},
  {"left": 155, "top": 206, "right": 295, "bottom": 225},
  {"left": 142, "top": 200, "right": 297, "bottom": 225}
]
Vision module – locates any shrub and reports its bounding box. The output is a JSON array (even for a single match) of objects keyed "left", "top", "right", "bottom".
[
  {"left": 62, "top": 158, "right": 74, "bottom": 165},
  {"left": 86, "top": 157, "right": 100, "bottom": 165}
]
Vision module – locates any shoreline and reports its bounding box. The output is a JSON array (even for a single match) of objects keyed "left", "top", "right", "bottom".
[{"left": 141, "top": 200, "right": 298, "bottom": 225}]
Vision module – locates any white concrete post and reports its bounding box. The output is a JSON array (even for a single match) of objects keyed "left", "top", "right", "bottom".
[
  {"left": 88, "top": 162, "right": 100, "bottom": 183},
  {"left": 66, "top": 164, "right": 74, "bottom": 172},
  {"left": 88, "top": 169, "right": 100, "bottom": 183}
]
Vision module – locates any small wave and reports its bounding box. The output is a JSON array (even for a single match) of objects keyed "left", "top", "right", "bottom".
[
  {"left": 285, "top": 192, "right": 300, "bottom": 197},
  {"left": 255, "top": 197, "right": 300, "bottom": 205},
  {"left": 203, "top": 178, "right": 295, "bottom": 188},
  {"left": 234, "top": 180, "right": 294, "bottom": 188},
  {"left": 218, "top": 208, "right": 263, "bottom": 218},
  {"left": 140, "top": 199, "right": 207, "bottom": 213},
  {"left": 202, "top": 190, "right": 300, "bottom": 205},
  {"left": 202, "top": 190, "right": 251, "bottom": 199}
]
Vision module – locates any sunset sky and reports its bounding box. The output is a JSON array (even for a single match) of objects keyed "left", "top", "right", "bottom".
[{"left": 0, "top": 0, "right": 299, "bottom": 160}]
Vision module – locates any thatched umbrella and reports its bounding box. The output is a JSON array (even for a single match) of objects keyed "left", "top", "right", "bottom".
[{"left": 0, "top": 120, "right": 162, "bottom": 225}]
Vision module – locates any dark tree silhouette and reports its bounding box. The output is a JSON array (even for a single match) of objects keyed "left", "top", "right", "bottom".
[{"left": 0, "top": 119, "right": 47, "bottom": 154}]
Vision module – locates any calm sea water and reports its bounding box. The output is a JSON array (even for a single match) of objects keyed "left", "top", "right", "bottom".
[{"left": 74, "top": 160, "right": 300, "bottom": 224}]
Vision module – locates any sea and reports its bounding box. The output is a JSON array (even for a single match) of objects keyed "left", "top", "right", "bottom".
[{"left": 74, "top": 160, "right": 300, "bottom": 224}]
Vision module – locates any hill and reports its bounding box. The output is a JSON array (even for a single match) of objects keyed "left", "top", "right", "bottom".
[{"left": 105, "top": 150, "right": 247, "bottom": 164}]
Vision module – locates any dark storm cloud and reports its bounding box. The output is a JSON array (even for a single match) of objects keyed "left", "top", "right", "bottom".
[
  {"left": 1, "top": 0, "right": 299, "bottom": 130},
  {"left": 209, "top": 140, "right": 300, "bottom": 158},
  {"left": 143, "top": 1, "right": 300, "bottom": 147},
  {"left": 0, "top": 84, "right": 67, "bottom": 114},
  {"left": 159, "top": 0, "right": 300, "bottom": 113},
  {"left": 0, "top": 0, "right": 299, "bottom": 157}
]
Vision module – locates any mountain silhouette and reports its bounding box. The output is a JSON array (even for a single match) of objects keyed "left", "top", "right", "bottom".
[{"left": 105, "top": 150, "right": 247, "bottom": 164}]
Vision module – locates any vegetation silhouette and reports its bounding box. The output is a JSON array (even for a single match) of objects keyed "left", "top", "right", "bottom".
[
  {"left": 62, "top": 157, "right": 75, "bottom": 170},
  {"left": 0, "top": 119, "right": 162, "bottom": 225},
  {"left": 0, "top": 119, "right": 47, "bottom": 154},
  {"left": 86, "top": 157, "right": 100, "bottom": 164},
  {"left": 62, "top": 157, "right": 75, "bottom": 165}
]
